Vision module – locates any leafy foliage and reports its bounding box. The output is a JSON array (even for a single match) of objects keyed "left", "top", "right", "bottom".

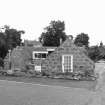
[
  {"left": 97, "top": 42, "right": 105, "bottom": 60},
  {"left": 4, "top": 25, "right": 25, "bottom": 50},
  {"left": 39, "top": 20, "right": 67, "bottom": 46},
  {"left": 88, "top": 42, "right": 105, "bottom": 61},
  {"left": 0, "top": 32, "right": 7, "bottom": 59},
  {"left": 74, "top": 33, "right": 89, "bottom": 47},
  {"left": 88, "top": 46, "right": 99, "bottom": 61},
  {"left": 0, "top": 25, "right": 25, "bottom": 59}
]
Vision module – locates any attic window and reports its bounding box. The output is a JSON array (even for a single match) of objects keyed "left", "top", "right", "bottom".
[
  {"left": 47, "top": 48, "right": 55, "bottom": 55},
  {"left": 33, "top": 51, "right": 48, "bottom": 59},
  {"left": 48, "top": 51, "right": 53, "bottom": 55},
  {"left": 42, "top": 53, "right": 47, "bottom": 58},
  {"left": 35, "top": 53, "right": 41, "bottom": 58}
]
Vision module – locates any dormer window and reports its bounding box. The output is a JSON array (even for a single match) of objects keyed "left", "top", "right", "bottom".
[
  {"left": 47, "top": 48, "right": 55, "bottom": 55},
  {"left": 33, "top": 51, "right": 48, "bottom": 59}
]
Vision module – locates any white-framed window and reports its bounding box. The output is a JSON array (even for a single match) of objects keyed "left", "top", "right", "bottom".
[
  {"left": 62, "top": 55, "right": 73, "bottom": 73},
  {"left": 33, "top": 51, "right": 48, "bottom": 59}
]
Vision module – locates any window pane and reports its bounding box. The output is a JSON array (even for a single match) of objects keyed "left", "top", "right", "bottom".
[
  {"left": 48, "top": 51, "right": 53, "bottom": 55},
  {"left": 34, "top": 53, "right": 41, "bottom": 58},
  {"left": 35, "top": 53, "right": 38, "bottom": 58},
  {"left": 42, "top": 53, "right": 47, "bottom": 58},
  {"left": 34, "top": 52, "right": 48, "bottom": 59},
  {"left": 38, "top": 53, "right": 41, "bottom": 58},
  {"left": 63, "top": 55, "right": 73, "bottom": 72}
]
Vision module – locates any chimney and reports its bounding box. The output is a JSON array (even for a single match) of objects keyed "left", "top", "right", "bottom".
[{"left": 68, "top": 35, "right": 73, "bottom": 40}]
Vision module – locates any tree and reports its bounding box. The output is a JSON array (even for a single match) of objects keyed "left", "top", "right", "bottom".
[
  {"left": 88, "top": 46, "right": 100, "bottom": 61},
  {"left": 99, "top": 41, "right": 103, "bottom": 47},
  {"left": 88, "top": 43, "right": 105, "bottom": 62},
  {"left": 98, "top": 42, "right": 105, "bottom": 60},
  {"left": 74, "top": 33, "right": 89, "bottom": 47},
  {"left": 39, "top": 20, "right": 67, "bottom": 46},
  {"left": 0, "top": 25, "right": 25, "bottom": 59},
  {"left": 4, "top": 25, "right": 25, "bottom": 50},
  {"left": 0, "top": 32, "right": 7, "bottom": 59}
]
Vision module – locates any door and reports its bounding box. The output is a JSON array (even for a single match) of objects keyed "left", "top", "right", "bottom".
[{"left": 62, "top": 55, "right": 73, "bottom": 73}]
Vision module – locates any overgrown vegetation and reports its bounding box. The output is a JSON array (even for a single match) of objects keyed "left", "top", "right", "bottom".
[
  {"left": 0, "top": 25, "right": 25, "bottom": 67},
  {"left": 88, "top": 42, "right": 105, "bottom": 62}
]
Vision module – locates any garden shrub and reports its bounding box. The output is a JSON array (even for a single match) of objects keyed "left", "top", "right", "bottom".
[
  {"left": 41, "top": 70, "right": 50, "bottom": 77},
  {"left": 0, "top": 58, "right": 4, "bottom": 69}
]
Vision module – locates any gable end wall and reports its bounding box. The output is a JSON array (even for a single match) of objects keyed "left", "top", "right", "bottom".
[{"left": 42, "top": 45, "right": 94, "bottom": 74}]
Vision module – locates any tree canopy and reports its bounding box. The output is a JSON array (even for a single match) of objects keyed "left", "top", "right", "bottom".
[
  {"left": 88, "top": 46, "right": 100, "bottom": 62},
  {"left": 0, "top": 32, "right": 7, "bottom": 59},
  {"left": 88, "top": 42, "right": 105, "bottom": 61},
  {"left": 4, "top": 25, "right": 25, "bottom": 50},
  {"left": 74, "top": 33, "right": 89, "bottom": 47},
  {"left": 39, "top": 20, "right": 67, "bottom": 46},
  {"left": 0, "top": 25, "right": 25, "bottom": 59}
]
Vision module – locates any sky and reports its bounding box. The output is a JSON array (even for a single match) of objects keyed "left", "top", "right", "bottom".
[{"left": 0, "top": 0, "right": 105, "bottom": 45}]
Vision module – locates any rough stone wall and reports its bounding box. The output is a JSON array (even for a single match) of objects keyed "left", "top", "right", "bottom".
[
  {"left": 10, "top": 47, "right": 32, "bottom": 70},
  {"left": 10, "top": 46, "right": 44, "bottom": 71},
  {"left": 42, "top": 39, "right": 94, "bottom": 74},
  {"left": 6, "top": 39, "right": 94, "bottom": 74}
]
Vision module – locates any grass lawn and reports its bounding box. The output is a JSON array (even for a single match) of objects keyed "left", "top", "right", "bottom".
[
  {"left": 0, "top": 79, "right": 95, "bottom": 105},
  {"left": 0, "top": 75, "right": 97, "bottom": 90}
]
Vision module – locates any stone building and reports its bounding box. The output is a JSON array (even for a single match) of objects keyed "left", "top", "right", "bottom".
[
  {"left": 6, "top": 46, "right": 56, "bottom": 71},
  {"left": 4, "top": 37, "right": 95, "bottom": 75},
  {"left": 41, "top": 37, "right": 94, "bottom": 74}
]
